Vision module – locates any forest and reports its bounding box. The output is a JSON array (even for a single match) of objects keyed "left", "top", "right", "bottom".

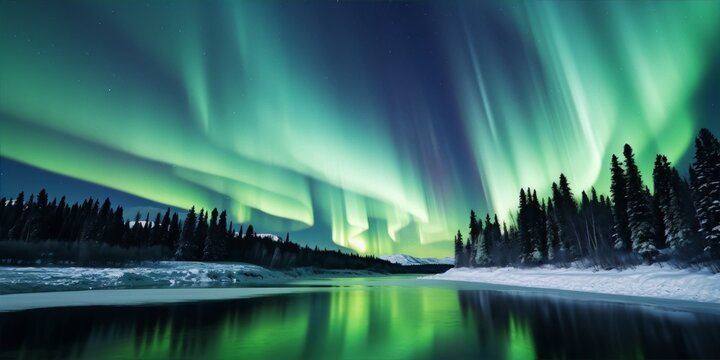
[
  {"left": 455, "top": 128, "right": 720, "bottom": 270},
  {"left": 0, "top": 192, "right": 411, "bottom": 271}
]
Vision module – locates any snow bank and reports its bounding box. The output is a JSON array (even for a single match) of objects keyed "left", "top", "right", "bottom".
[
  {"left": 0, "top": 261, "right": 286, "bottom": 294},
  {"left": 424, "top": 264, "right": 720, "bottom": 303}
]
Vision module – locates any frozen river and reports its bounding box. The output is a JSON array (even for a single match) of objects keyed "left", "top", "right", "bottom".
[{"left": 1, "top": 275, "right": 719, "bottom": 359}]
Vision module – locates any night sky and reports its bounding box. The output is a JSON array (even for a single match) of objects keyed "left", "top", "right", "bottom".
[{"left": 1, "top": 1, "right": 718, "bottom": 257}]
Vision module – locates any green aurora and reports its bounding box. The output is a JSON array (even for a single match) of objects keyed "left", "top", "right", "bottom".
[{"left": 1, "top": 1, "right": 718, "bottom": 257}]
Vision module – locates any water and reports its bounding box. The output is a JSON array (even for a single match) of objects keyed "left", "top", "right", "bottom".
[{"left": 1, "top": 277, "right": 719, "bottom": 359}]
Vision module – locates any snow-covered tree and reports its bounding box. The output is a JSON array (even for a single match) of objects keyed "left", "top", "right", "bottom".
[
  {"left": 653, "top": 155, "right": 672, "bottom": 249},
  {"left": 610, "top": 154, "right": 632, "bottom": 252},
  {"left": 691, "top": 128, "right": 720, "bottom": 258},
  {"left": 623, "top": 144, "right": 658, "bottom": 261}
]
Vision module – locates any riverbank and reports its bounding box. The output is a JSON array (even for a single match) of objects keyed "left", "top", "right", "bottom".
[
  {"left": 0, "top": 261, "right": 449, "bottom": 295},
  {"left": 424, "top": 264, "right": 720, "bottom": 303}
]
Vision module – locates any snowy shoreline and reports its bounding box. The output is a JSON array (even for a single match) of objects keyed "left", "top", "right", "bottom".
[
  {"left": 0, "top": 261, "right": 388, "bottom": 295},
  {"left": 423, "top": 264, "right": 720, "bottom": 304}
]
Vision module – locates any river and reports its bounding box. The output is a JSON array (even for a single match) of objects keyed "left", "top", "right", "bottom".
[{"left": 1, "top": 276, "right": 719, "bottom": 359}]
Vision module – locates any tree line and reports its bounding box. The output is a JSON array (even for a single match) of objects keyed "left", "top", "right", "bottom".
[
  {"left": 455, "top": 128, "right": 720, "bottom": 269},
  {"left": 0, "top": 193, "right": 399, "bottom": 270}
]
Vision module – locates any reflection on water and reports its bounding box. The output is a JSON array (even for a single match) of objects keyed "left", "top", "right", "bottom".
[{"left": 1, "top": 283, "right": 719, "bottom": 359}]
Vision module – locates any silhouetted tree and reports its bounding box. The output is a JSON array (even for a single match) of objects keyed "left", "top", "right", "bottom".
[
  {"left": 175, "top": 207, "right": 198, "bottom": 260},
  {"left": 610, "top": 154, "right": 632, "bottom": 252},
  {"left": 245, "top": 224, "right": 255, "bottom": 239},
  {"left": 623, "top": 144, "right": 658, "bottom": 261},
  {"left": 203, "top": 208, "right": 227, "bottom": 261},
  {"left": 454, "top": 230, "right": 465, "bottom": 267}
]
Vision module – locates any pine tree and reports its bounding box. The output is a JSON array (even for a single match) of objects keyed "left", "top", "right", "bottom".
[
  {"left": 691, "top": 128, "right": 720, "bottom": 258},
  {"left": 193, "top": 209, "right": 208, "bottom": 260},
  {"left": 159, "top": 208, "right": 171, "bottom": 247},
  {"left": 481, "top": 214, "right": 494, "bottom": 265},
  {"left": 149, "top": 212, "right": 163, "bottom": 246},
  {"left": 175, "top": 207, "right": 197, "bottom": 260},
  {"left": 610, "top": 154, "right": 632, "bottom": 252},
  {"left": 559, "top": 174, "right": 581, "bottom": 257},
  {"left": 546, "top": 199, "right": 560, "bottom": 261},
  {"left": 595, "top": 192, "right": 615, "bottom": 251},
  {"left": 580, "top": 190, "right": 595, "bottom": 254},
  {"left": 518, "top": 189, "right": 532, "bottom": 261},
  {"left": 203, "top": 208, "right": 227, "bottom": 261},
  {"left": 623, "top": 144, "right": 657, "bottom": 261},
  {"left": 469, "top": 210, "right": 482, "bottom": 266},
  {"left": 470, "top": 210, "right": 488, "bottom": 266},
  {"left": 663, "top": 168, "right": 701, "bottom": 257},
  {"left": 492, "top": 214, "right": 502, "bottom": 262},
  {"left": 168, "top": 213, "right": 180, "bottom": 249},
  {"left": 107, "top": 206, "right": 124, "bottom": 245},
  {"left": 653, "top": 155, "right": 674, "bottom": 249},
  {"left": 454, "top": 230, "right": 464, "bottom": 267}
]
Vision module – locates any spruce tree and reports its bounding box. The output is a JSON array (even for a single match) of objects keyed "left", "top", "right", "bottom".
[
  {"left": 580, "top": 190, "right": 594, "bottom": 253},
  {"left": 610, "top": 154, "right": 632, "bottom": 252},
  {"left": 691, "top": 128, "right": 720, "bottom": 258},
  {"left": 193, "top": 209, "right": 208, "bottom": 260},
  {"left": 546, "top": 199, "right": 560, "bottom": 261},
  {"left": 464, "top": 236, "right": 472, "bottom": 267},
  {"left": 492, "top": 214, "right": 502, "bottom": 262},
  {"left": 470, "top": 211, "right": 486, "bottom": 266},
  {"left": 203, "top": 208, "right": 226, "bottom": 260},
  {"left": 559, "top": 174, "right": 581, "bottom": 257},
  {"left": 653, "top": 155, "right": 673, "bottom": 249},
  {"left": 454, "top": 230, "right": 464, "bottom": 267},
  {"left": 469, "top": 210, "right": 482, "bottom": 266},
  {"left": 518, "top": 189, "right": 532, "bottom": 261},
  {"left": 159, "top": 208, "right": 171, "bottom": 247},
  {"left": 168, "top": 213, "right": 180, "bottom": 249},
  {"left": 482, "top": 214, "right": 494, "bottom": 265},
  {"left": 150, "top": 212, "right": 163, "bottom": 246},
  {"left": 175, "top": 207, "right": 197, "bottom": 260},
  {"left": 623, "top": 144, "right": 657, "bottom": 261},
  {"left": 595, "top": 192, "right": 615, "bottom": 250}
]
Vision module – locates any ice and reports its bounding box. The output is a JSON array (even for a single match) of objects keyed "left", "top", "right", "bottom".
[
  {"left": 424, "top": 264, "right": 720, "bottom": 304},
  {"left": 0, "top": 261, "right": 286, "bottom": 294}
]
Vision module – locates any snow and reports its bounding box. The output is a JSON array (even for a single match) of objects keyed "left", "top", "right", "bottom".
[
  {"left": 380, "top": 254, "right": 454, "bottom": 266},
  {"left": 128, "top": 220, "right": 154, "bottom": 228},
  {"left": 0, "top": 262, "right": 394, "bottom": 296},
  {"left": 0, "top": 261, "right": 286, "bottom": 294},
  {"left": 424, "top": 264, "right": 720, "bottom": 304},
  {"left": 256, "top": 233, "right": 282, "bottom": 242}
]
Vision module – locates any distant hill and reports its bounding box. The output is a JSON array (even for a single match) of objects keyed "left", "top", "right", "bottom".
[{"left": 380, "top": 254, "right": 454, "bottom": 266}]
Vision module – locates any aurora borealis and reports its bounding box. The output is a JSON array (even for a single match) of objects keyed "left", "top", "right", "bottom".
[{"left": 1, "top": 1, "right": 718, "bottom": 257}]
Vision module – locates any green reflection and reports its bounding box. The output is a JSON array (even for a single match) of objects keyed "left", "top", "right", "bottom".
[
  {"left": 79, "top": 287, "right": 467, "bottom": 359},
  {"left": 507, "top": 315, "right": 536, "bottom": 360},
  {"left": 5, "top": 280, "right": 720, "bottom": 359}
]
